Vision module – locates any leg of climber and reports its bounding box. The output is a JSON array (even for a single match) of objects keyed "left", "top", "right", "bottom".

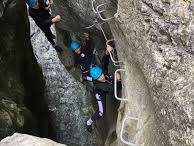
[
  {"left": 27, "top": 0, "right": 63, "bottom": 53},
  {"left": 86, "top": 93, "right": 106, "bottom": 132},
  {"left": 40, "top": 25, "right": 55, "bottom": 45}
]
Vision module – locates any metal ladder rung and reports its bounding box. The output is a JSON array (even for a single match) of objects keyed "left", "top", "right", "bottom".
[
  {"left": 85, "top": 23, "right": 96, "bottom": 29},
  {"left": 96, "top": 3, "right": 115, "bottom": 21},
  {"left": 99, "top": 23, "right": 108, "bottom": 41},
  {"left": 114, "top": 69, "right": 128, "bottom": 101},
  {"left": 106, "top": 39, "right": 123, "bottom": 66},
  {"left": 120, "top": 115, "right": 138, "bottom": 146},
  {"left": 91, "top": 0, "right": 98, "bottom": 13},
  {"left": 109, "top": 50, "right": 123, "bottom": 66}
]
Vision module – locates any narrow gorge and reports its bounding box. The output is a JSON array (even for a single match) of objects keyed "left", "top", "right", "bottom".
[{"left": 0, "top": 0, "right": 194, "bottom": 146}]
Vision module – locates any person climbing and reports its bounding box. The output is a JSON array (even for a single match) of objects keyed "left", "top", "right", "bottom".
[
  {"left": 85, "top": 45, "right": 122, "bottom": 132},
  {"left": 70, "top": 32, "right": 95, "bottom": 79},
  {"left": 26, "top": 0, "right": 63, "bottom": 53}
]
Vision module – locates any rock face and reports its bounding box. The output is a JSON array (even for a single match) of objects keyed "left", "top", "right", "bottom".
[
  {"left": 29, "top": 14, "right": 102, "bottom": 146},
  {"left": 52, "top": 0, "right": 194, "bottom": 145},
  {"left": 108, "top": 0, "right": 194, "bottom": 145},
  {"left": 1, "top": 0, "right": 194, "bottom": 145},
  {"left": 0, "top": 133, "right": 66, "bottom": 146},
  {"left": 0, "top": 0, "right": 50, "bottom": 139},
  {"left": 51, "top": 1, "right": 120, "bottom": 145}
]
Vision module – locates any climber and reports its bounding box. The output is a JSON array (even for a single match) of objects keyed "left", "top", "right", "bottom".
[
  {"left": 85, "top": 45, "right": 122, "bottom": 132},
  {"left": 70, "top": 32, "right": 95, "bottom": 79},
  {"left": 26, "top": 0, "right": 63, "bottom": 53}
]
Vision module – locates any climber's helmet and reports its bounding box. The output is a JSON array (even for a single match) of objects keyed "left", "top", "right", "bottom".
[
  {"left": 26, "top": 0, "right": 38, "bottom": 8},
  {"left": 90, "top": 66, "right": 105, "bottom": 81},
  {"left": 70, "top": 40, "right": 81, "bottom": 54}
]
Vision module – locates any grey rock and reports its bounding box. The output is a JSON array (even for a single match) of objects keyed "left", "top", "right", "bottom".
[
  {"left": 0, "top": 0, "right": 47, "bottom": 139},
  {"left": 29, "top": 13, "right": 102, "bottom": 145},
  {"left": 108, "top": 0, "right": 194, "bottom": 145},
  {"left": 0, "top": 133, "right": 66, "bottom": 146}
]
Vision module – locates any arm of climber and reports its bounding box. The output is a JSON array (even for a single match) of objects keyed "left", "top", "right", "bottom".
[
  {"left": 102, "top": 45, "right": 114, "bottom": 74},
  {"left": 42, "top": 18, "right": 53, "bottom": 27},
  {"left": 101, "top": 52, "right": 110, "bottom": 75}
]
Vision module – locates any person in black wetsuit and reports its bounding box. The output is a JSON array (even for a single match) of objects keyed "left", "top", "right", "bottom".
[
  {"left": 70, "top": 32, "right": 95, "bottom": 80},
  {"left": 85, "top": 45, "right": 122, "bottom": 132},
  {"left": 26, "top": 0, "right": 63, "bottom": 53}
]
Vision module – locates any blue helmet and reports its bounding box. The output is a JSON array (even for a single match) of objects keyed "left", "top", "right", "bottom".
[
  {"left": 26, "top": 0, "right": 38, "bottom": 8},
  {"left": 90, "top": 66, "right": 103, "bottom": 80},
  {"left": 70, "top": 40, "right": 80, "bottom": 51}
]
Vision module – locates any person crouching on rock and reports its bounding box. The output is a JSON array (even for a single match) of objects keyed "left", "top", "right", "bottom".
[
  {"left": 85, "top": 45, "right": 122, "bottom": 132},
  {"left": 26, "top": 0, "right": 63, "bottom": 53},
  {"left": 70, "top": 32, "right": 95, "bottom": 80}
]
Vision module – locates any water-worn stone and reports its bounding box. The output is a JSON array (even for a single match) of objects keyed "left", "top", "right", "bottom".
[{"left": 0, "top": 133, "right": 66, "bottom": 146}]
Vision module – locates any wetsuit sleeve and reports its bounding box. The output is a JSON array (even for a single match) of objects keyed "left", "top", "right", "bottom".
[{"left": 101, "top": 54, "right": 110, "bottom": 74}]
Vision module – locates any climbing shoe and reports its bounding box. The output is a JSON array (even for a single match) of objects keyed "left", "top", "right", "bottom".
[
  {"left": 85, "top": 123, "right": 92, "bottom": 133},
  {"left": 53, "top": 45, "right": 63, "bottom": 53}
]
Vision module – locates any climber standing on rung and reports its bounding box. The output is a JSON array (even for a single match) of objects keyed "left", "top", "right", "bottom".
[
  {"left": 85, "top": 45, "right": 122, "bottom": 133},
  {"left": 26, "top": 0, "right": 63, "bottom": 53},
  {"left": 69, "top": 32, "right": 96, "bottom": 81}
]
